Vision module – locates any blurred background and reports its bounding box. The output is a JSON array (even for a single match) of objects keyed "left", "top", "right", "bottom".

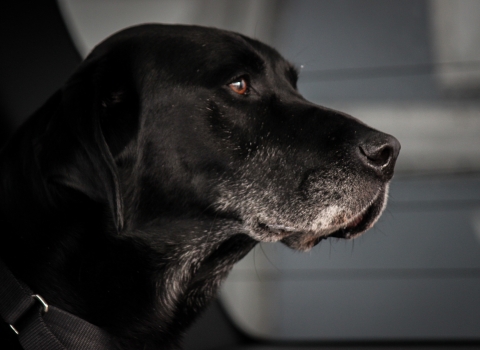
[{"left": 1, "top": 1, "right": 479, "bottom": 349}]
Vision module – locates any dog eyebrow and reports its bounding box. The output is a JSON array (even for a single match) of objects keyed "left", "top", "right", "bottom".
[
  {"left": 209, "top": 51, "right": 266, "bottom": 85},
  {"left": 238, "top": 48, "right": 267, "bottom": 74}
]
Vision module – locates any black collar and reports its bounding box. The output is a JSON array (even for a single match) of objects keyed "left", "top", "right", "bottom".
[{"left": 0, "top": 258, "right": 114, "bottom": 349}]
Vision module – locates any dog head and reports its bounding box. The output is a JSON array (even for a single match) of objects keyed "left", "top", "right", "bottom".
[{"left": 39, "top": 24, "right": 399, "bottom": 252}]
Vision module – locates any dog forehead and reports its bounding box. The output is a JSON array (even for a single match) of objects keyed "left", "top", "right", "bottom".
[
  {"left": 153, "top": 27, "right": 269, "bottom": 76},
  {"left": 86, "top": 24, "right": 297, "bottom": 92},
  {"left": 113, "top": 25, "right": 289, "bottom": 79}
]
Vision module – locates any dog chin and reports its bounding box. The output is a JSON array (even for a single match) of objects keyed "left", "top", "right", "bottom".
[{"left": 252, "top": 186, "right": 389, "bottom": 251}]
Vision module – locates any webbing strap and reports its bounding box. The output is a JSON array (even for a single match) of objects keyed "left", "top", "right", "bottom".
[{"left": 0, "top": 259, "right": 113, "bottom": 349}]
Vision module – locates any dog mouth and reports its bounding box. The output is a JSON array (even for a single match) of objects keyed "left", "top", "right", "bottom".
[{"left": 256, "top": 189, "right": 386, "bottom": 251}]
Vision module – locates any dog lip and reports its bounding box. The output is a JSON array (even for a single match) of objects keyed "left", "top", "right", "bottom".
[
  {"left": 262, "top": 223, "right": 298, "bottom": 233},
  {"left": 258, "top": 202, "right": 373, "bottom": 240},
  {"left": 278, "top": 189, "right": 386, "bottom": 250},
  {"left": 327, "top": 196, "right": 381, "bottom": 240},
  {"left": 346, "top": 214, "right": 364, "bottom": 228},
  {"left": 260, "top": 196, "right": 376, "bottom": 238},
  {"left": 253, "top": 187, "right": 387, "bottom": 249},
  {"left": 344, "top": 209, "right": 367, "bottom": 229}
]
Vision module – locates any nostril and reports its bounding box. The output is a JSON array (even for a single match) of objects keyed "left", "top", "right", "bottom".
[
  {"left": 358, "top": 134, "right": 400, "bottom": 179},
  {"left": 359, "top": 144, "right": 393, "bottom": 168}
]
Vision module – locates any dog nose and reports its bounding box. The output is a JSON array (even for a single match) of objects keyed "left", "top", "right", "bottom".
[{"left": 358, "top": 133, "right": 400, "bottom": 180}]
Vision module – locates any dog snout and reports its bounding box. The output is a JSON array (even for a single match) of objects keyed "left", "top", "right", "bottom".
[{"left": 358, "top": 133, "right": 400, "bottom": 180}]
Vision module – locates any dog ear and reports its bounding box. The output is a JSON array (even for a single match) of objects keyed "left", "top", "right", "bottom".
[{"left": 36, "top": 54, "right": 139, "bottom": 233}]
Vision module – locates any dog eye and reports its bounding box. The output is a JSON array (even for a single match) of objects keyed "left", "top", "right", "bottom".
[{"left": 228, "top": 77, "right": 249, "bottom": 95}]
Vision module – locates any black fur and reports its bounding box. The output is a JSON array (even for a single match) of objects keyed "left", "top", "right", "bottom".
[{"left": 0, "top": 24, "right": 400, "bottom": 349}]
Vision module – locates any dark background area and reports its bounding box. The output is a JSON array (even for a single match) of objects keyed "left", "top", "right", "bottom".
[{"left": 0, "top": 1, "right": 80, "bottom": 147}]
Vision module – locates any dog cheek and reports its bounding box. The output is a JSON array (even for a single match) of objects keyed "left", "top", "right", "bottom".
[
  {"left": 205, "top": 99, "right": 266, "bottom": 160},
  {"left": 190, "top": 172, "right": 222, "bottom": 204}
]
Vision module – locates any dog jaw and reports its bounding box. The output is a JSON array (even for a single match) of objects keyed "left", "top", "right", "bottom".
[
  {"left": 214, "top": 145, "right": 391, "bottom": 251},
  {"left": 279, "top": 186, "right": 389, "bottom": 251}
]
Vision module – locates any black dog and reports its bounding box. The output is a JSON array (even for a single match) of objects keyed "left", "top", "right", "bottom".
[{"left": 0, "top": 24, "right": 400, "bottom": 349}]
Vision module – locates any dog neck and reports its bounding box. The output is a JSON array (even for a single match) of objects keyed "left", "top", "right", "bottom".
[{"left": 0, "top": 125, "right": 256, "bottom": 349}]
